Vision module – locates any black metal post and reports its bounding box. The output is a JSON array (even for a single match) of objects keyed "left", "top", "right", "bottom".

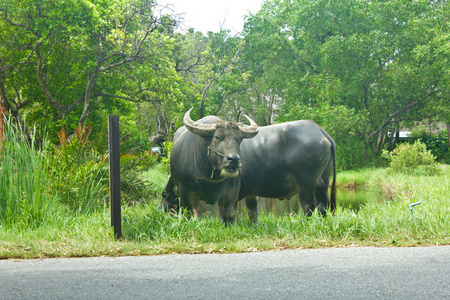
[{"left": 108, "top": 115, "right": 121, "bottom": 239}]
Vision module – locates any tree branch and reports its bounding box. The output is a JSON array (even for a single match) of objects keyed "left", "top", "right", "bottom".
[
  {"left": 93, "top": 92, "right": 162, "bottom": 103},
  {"left": 35, "top": 41, "right": 68, "bottom": 117}
]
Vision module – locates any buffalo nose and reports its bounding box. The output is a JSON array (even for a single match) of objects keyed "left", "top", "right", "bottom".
[{"left": 227, "top": 154, "right": 241, "bottom": 167}]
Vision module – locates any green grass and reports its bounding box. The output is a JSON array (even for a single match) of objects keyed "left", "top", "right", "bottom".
[
  {"left": 1, "top": 165, "right": 449, "bottom": 259},
  {"left": 141, "top": 162, "right": 170, "bottom": 197},
  {"left": 336, "top": 167, "right": 385, "bottom": 188}
]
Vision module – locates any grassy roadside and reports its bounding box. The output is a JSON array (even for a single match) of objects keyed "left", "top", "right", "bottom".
[{"left": 1, "top": 165, "right": 449, "bottom": 259}]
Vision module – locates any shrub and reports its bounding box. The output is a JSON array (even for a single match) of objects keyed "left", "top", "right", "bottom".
[
  {"left": 410, "top": 127, "right": 449, "bottom": 163},
  {"left": 47, "top": 130, "right": 107, "bottom": 213},
  {"left": 119, "top": 152, "right": 159, "bottom": 204},
  {"left": 48, "top": 125, "right": 158, "bottom": 213},
  {"left": 382, "top": 140, "right": 440, "bottom": 175}
]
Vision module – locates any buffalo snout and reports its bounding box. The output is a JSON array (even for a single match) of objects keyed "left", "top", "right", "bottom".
[
  {"left": 161, "top": 189, "right": 179, "bottom": 212},
  {"left": 227, "top": 154, "right": 241, "bottom": 168}
]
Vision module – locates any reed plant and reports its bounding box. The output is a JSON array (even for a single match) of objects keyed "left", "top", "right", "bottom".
[{"left": 0, "top": 118, "right": 59, "bottom": 229}]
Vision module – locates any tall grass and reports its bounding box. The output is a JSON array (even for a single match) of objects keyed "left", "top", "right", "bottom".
[
  {"left": 0, "top": 118, "right": 161, "bottom": 231},
  {"left": 120, "top": 192, "right": 449, "bottom": 250},
  {"left": 336, "top": 167, "right": 384, "bottom": 188},
  {"left": 0, "top": 118, "right": 59, "bottom": 228}
]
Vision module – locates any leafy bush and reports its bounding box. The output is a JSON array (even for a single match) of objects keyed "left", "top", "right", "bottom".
[
  {"left": 116, "top": 113, "right": 153, "bottom": 155},
  {"left": 119, "top": 152, "right": 160, "bottom": 203},
  {"left": 48, "top": 125, "right": 159, "bottom": 213},
  {"left": 47, "top": 126, "right": 109, "bottom": 213},
  {"left": 410, "top": 128, "right": 449, "bottom": 163},
  {"left": 382, "top": 140, "right": 440, "bottom": 175}
]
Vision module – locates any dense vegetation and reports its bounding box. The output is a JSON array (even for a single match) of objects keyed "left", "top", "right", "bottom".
[
  {"left": 1, "top": 0, "right": 449, "bottom": 168},
  {"left": 0, "top": 117, "right": 449, "bottom": 258},
  {"left": 0, "top": 0, "right": 449, "bottom": 257}
]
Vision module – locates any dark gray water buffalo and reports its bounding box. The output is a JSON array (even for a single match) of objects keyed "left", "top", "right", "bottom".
[
  {"left": 162, "top": 119, "right": 336, "bottom": 224},
  {"left": 238, "top": 120, "right": 336, "bottom": 223},
  {"left": 163, "top": 108, "right": 258, "bottom": 225}
]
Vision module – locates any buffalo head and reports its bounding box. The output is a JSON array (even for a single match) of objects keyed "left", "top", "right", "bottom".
[
  {"left": 183, "top": 108, "right": 258, "bottom": 178},
  {"left": 161, "top": 185, "right": 179, "bottom": 212}
]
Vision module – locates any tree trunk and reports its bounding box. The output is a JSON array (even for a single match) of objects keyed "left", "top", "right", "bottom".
[
  {"left": 447, "top": 122, "right": 450, "bottom": 148},
  {"left": 375, "top": 132, "right": 384, "bottom": 153},
  {"left": 390, "top": 129, "right": 400, "bottom": 151},
  {"left": 79, "top": 69, "right": 99, "bottom": 126},
  {"left": 0, "top": 104, "right": 5, "bottom": 141}
]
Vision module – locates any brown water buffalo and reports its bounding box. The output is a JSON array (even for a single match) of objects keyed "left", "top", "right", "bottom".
[
  {"left": 162, "top": 108, "right": 258, "bottom": 225},
  {"left": 162, "top": 118, "right": 336, "bottom": 224}
]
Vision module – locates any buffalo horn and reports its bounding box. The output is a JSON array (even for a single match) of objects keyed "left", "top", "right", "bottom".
[
  {"left": 183, "top": 108, "right": 217, "bottom": 136},
  {"left": 239, "top": 114, "right": 259, "bottom": 138}
]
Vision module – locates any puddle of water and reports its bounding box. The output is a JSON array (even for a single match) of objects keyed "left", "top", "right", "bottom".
[
  {"left": 252, "top": 188, "right": 379, "bottom": 215},
  {"left": 336, "top": 188, "right": 380, "bottom": 211}
]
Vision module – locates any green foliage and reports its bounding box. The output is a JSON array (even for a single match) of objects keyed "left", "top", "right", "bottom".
[
  {"left": 119, "top": 153, "right": 159, "bottom": 203},
  {"left": 47, "top": 124, "right": 158, "bottom": 213},
  {"left": 0, "top": 112, "right": 164, "bottom": 231},
  {"left": 171, "top": 29, "right": 250, "bottom": 121},
  {"left": 47, "top": 126, "right": 109, "bottom": 213},
  {"left": 117, "top": 113, "right": 153, "bottom": 155},
  {"left": 1, "top": 0, "right": 449, "bottom": 172},
  {"left": 0, "top": 117, "right": 59, "bottom": 229},
  {"left": 382, "top": 140, "right": 440, "bottom": 175},
  {"left": 410, "top": 127, "right": 449, "bottom": 163},
  {"left": 140, "top": 162, "right": 171, "bottom": 200},
  {"left": 243, "top": 0, "right": 449, "bottom": 159},
  {"left": 160, "top": 141, "right": 173, "bottom": 172},
  {"left": 0, "top": 0, "right": 183, "bottom": 142}
]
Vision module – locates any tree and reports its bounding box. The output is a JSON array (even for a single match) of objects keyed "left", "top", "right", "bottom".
[
  {"left": 172, "top": 29, "right": 251, "bottom": 122},
  {"left": 243, "top": 0, "right": 449, "bottom": 165},
  {"left": 0, "top": 6, "right": 34, "bottom": 124},
  {"left": 0, "top": 0, "right": 182, "bottom": 138}
]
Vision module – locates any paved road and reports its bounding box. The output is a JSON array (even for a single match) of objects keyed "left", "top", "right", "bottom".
[{"left": 1, "top": 246, "right": 449, "bottom": 299}]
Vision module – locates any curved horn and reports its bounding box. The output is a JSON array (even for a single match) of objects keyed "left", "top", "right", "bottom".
[
  {"left": 183, "top": 108, "right": 217, "bottom": 136},
  {"left": 239, "top": 114, "right": 259, "bottom": 138}
]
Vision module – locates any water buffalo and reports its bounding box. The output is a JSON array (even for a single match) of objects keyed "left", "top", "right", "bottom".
[
  {"left": 162, "top": 108, "right": 258, "bottom": 225},
  {"left": 162, "top": 119, "right": 336, "bottom": 224},
  {"left": 238, "top": 120, "right": 336, "bottom": 223}
]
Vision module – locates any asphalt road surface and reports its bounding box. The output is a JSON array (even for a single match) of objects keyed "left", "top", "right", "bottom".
[{"left": 1, "top": 246, "right": 449, "bottom": 299}]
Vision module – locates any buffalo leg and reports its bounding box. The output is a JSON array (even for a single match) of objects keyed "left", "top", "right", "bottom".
[
  {"left": 192, "top": 200, "right": 202, "bottom": 218},
  {"left": 179, "top": 189, "right": 202, "bottom": 218},
  {"left": 218, "top": 199, "right": 238, "bottom": 226},
  {"left": 161, "top": 176, "right": 179, "bottom": 212},
  {"left": 315, "top": 158, "right": 333, "bottom": 215},
  {"left": 245, "top": 196, "right": 258, "bottom": 224},
  {"left": 315, "top": 178, "right": 329, "bottom": 216},
  {"left": 297, "top": 180, "right": 317, "bottom": 216}
]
